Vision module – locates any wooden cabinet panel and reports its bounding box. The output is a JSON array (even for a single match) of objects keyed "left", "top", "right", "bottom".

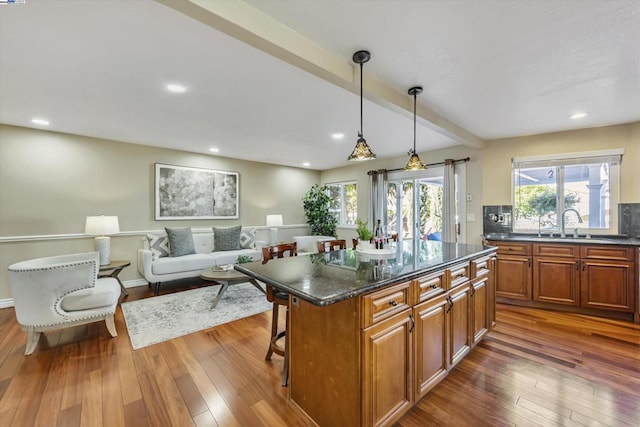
[
  {"left": 495, "top": 255, "right": 532, "bottom": 300},
  {"left": 533, "top": 257, "right": 580, "bottom": 306},
  {"left": 533, "top": 243, "right": 579, "bottom": 258},
  {"left": 447, "top": 262, "right": 470, "bottom": 290},
  {"left": 580, "top": 245, "right": 634, "bottom": 261},
  {"left": 447, "top": 283, "right": 471, "bottom": 368},
  {"left": 471, "top": 276, "right": 489, "bottom": 344},
  {"left": 414, "top": 294, "right": 448, "bottom": 401},
  {"left": 362, "top": 281, "right": 411, "bottom": 328},
  {"left": 471, "top": 255, "right": 492, "bottom": 279},
  {"left": 490, "top": 241, "right": 531, "bottom": 256},
  {"left": 362, "top": 310, "right": 413, "bottom": 427},
  {"left": 416, "top": 270, "right": 446, "bottom": 303},
  {"left": 581, "top": 260, "right": 635, "bottom": 312}
]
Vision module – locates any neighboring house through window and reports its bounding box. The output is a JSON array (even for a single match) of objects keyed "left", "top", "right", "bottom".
[{"left": 512, "top": 149, "right": 623, "bottom": 235}]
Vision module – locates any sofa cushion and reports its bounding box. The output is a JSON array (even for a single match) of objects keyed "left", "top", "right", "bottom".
[
  {"left": 239, "top": 227, "right": 256, "bottom": 249},
  {"left": 151, "top": 254, "right": 214, "bottom": 275},
  {"left": 147, "top": 234, "right": 170, "bottom": 260},
  {"left": 165, "top": 227, "right": 196, "bottom": 257},
  {"left": 213, "top": 226, "right": 241, "bottom": 251}
]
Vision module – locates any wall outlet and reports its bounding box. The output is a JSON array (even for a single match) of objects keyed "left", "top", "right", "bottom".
[{"left": 466, "top": 194, "right": 472, "bottom": 202}]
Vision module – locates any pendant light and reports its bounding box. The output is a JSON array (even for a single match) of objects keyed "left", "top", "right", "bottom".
[
  {"left": 404, "top": 86, "right": 426, "bottom": 170},
  {"left": 347, "top": 50, "right": 376, "bottom": 161}
]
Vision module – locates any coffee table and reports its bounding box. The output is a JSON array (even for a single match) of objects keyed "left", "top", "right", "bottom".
[{"left": 200, "top": 267, "right": 265, "bottom": 309}]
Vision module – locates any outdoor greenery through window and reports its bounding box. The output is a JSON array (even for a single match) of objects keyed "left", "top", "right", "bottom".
[
  {"left": 512, "top": 150, "right": 622, "bottom": 234},
  {"left": 327, "top": 182, "right": 357, "bottom": 226}
]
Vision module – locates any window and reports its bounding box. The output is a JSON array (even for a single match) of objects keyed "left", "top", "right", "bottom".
[
  {"left": 512, "top": 150, "right": 622, "bottom": 234},
  {"left": 326, "top": 182, "right": 357, "bottom": 226}
]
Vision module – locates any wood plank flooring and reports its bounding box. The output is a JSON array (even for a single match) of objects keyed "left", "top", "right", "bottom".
[{"left": 0, "top": 283, "right": 638, "bottom": 427}]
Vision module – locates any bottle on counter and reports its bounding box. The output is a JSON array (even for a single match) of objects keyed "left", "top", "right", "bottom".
[{"left": 375, "top": 219, "right": 384, "bottom": 249}]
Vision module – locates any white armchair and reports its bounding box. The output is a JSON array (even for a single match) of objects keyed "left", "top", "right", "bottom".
[{"left": 8, "top": 252, "right": 121, "bottom": 355}]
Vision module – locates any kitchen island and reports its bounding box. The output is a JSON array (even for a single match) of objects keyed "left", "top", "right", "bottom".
[{"left": 236, "top": 241, "right": 497, "bottom": 427}]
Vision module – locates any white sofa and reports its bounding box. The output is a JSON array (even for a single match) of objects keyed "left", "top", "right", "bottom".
[
  {"left": 138, "top": 230, "right": 265, "bottom": 294},
  {"left": 293, "top": 235, "right": 336, "bottom": 255}
]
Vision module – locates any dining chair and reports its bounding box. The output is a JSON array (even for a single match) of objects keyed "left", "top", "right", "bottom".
[
  {"left": 261, "top": 242, "right": 297, "bottom": 386},
  {"left": 317, "top": 239, "right": 347, "bottom": 253}
]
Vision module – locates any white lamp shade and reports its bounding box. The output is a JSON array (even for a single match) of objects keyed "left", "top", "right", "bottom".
[
  {"left": 85, "top": 216, "right": 120, "bottom": 236},
  {"left": 266, "top": 214, "right": 283, "bottom": 227}
]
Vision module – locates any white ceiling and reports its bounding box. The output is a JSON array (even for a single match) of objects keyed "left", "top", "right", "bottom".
[{"left": 1, "top": 0, "right": 638, "bottom": 171}]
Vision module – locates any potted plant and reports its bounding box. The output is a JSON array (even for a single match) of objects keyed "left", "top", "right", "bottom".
[
  {"left": 303, "top": 184, "right": 337, "bottom": 237},
  {"left": 355, "top": 218, "right": 374, "bottom": 249}
]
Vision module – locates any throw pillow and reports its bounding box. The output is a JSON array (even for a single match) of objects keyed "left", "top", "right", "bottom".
[
  {"left": 213, "top": 225, "right": 241, "bottom": 251},
  {"left": 164, "top": 227, "right": 196, "bottom": 257},
  {"left": 147, "top": 234, "right": 170, "bottom": 260},
  {"left": 239, "top": 227, "right": 256, "bottom": 249}
]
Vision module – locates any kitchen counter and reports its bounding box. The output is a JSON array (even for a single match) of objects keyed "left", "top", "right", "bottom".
[
  {"left": 235, "top": 241, "right": 496, "bottom": 306},
  {"left": 483, "top": 233, "right": 640, "bottom": 247}
]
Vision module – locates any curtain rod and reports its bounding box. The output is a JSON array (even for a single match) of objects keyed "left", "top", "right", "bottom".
[{"left": 368, "top": 157, "right": 470, "bottom": 175}]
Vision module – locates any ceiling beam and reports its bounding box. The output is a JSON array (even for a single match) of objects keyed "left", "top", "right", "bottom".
[{"left": 155, "top": 0, "right": 485, "bottom": 149}]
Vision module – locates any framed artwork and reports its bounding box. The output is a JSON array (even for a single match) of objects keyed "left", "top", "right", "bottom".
[{"left": 155, "top": 163, "right": 239, "bottom": 220}]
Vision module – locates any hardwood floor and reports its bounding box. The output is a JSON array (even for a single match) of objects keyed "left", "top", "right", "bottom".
[{"left": 0, "top": 283, "right": 638, "bottom": 427}]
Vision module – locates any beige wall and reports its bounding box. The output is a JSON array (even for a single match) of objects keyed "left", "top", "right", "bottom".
[
  {"left": 0, "top": 124, "right": 319, "bottom": 301},
  {"left": 483, "top": 122, "right": 640, "bottom": 205}
]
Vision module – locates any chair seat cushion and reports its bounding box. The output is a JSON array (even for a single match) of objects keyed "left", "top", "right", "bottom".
[
  {"left": 152, "top": 254, "right": 214, "bottom": 275},
  {"left": 60, "top": 278, "right": 120, "bottom": 312}
]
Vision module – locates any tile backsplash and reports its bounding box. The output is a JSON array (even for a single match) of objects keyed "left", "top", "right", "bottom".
[
  {"left": 619, "top": 203, "right": 640, "bottom": 238},
  {"left": 483, "top": 205, "right": 513, "bottom": 235}
]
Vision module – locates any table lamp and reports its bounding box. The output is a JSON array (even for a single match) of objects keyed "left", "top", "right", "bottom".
[
  {"left": 85, "top": 215, "right": 120, "bottom": 265},
  {"left": 266, "top": 214, "right": 283, "bottom": 245}
]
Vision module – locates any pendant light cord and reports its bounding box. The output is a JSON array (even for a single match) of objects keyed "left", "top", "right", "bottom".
[
  {"left": 360, "top": 62, "right": 363, "bottom": 137},
  {"left": 413, "top": 92, "right": 417, "bottom": 152}
]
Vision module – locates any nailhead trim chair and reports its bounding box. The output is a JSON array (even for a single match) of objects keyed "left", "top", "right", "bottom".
[{"left": 8, "top": 252, "right": 121, "bottom": 355}]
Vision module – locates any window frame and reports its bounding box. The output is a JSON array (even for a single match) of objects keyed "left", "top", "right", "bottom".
[
  {"left": 511, "top": 149, "right": 623, "bottom": 235},
  {"left": 325, "top": 181, "right": 358, "bottom": 227}
]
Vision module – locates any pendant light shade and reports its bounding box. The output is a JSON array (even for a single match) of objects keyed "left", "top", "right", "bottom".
[
  {"left": 348, "top": 50, "right": 376, "bottom": 162},
  {"left": 405, "top": 86, "right": 426, "bottom": 171}
]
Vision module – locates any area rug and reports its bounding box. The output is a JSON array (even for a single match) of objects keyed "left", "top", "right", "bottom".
[{"left": 121, "top": 282, "right": 272, "bottom": 350}]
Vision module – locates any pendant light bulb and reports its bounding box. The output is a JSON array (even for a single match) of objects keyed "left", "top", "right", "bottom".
[
  {"left": 348, "top": 50, "right": 376, "bottom": 162},
  {"left": 405, "top": 86, "right": 426, "bottom": 171}
]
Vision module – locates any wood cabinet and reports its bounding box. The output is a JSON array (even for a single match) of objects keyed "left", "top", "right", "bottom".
[
  {"left": 491, "top": 240, "right": 531, "bottom": 300},
  {"left": 488, "top": 240, "right": 638, "bottom": 322},
  {"left": 290, "top": 252, "right": 497, "bottom": 427},
  {"left": 362, "top": 309, "right": 413, "bottom": 427}
]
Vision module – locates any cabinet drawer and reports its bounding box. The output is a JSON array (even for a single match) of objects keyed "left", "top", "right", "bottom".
[
  {"left": 580, "top": 245, "right": 634, "bottom": 261},
  {"left": 533, "top": 243, "right": 579, "bottom": 258},
  {"left": 491, "top": 241, "right": 531, "bottom": 256},
  {"left": 447, "top": 262, "right": 470, "bottom": 290},
  {"left": 362, "top": 281, "right": 411, "bottom": 328},
  {"left": 416, "top": 270, "right": 446, "bottom": 303},
  {"left": 470, "top": 255, "right": 493, "bottom": 279}
]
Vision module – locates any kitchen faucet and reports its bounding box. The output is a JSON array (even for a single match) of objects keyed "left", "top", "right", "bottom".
[{"left": 560, "top": 208, "right": 583, "bottom": 238}]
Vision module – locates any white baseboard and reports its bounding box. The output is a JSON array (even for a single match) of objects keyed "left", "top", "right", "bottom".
[{"left": 0, "top": 298, "right": 13, "bottom": 309}]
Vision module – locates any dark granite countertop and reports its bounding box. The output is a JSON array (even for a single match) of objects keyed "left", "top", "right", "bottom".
[
  {"left": 483, "top": 233, "right": 640, "bottom": 247},
  {"left": 235, "top": 241, "right": 496, "bottom": 306}
]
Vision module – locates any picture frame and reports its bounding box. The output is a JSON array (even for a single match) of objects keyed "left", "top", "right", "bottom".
[{"left": 155, "top": 163, "right": 239, "bottom": 220}]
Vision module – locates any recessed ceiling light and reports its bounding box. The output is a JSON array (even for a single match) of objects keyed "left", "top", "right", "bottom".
[
  {"left": 570, "top": 112, "right": 588, "bottom": 119},
  {"left": 166, "top": 84, "right": 187, "bottom": 93},
  {"left": 331, "top": 133, "right": 344, "bottom": 140},
  {"left": 31, "top": 118, "right": 50, "bottom": 126},
  {"left": 302, "top": 162, "right": 310, "bottom": 167},
  {"left": 209, "top": 148, "right": 219, "bottom": 153}
]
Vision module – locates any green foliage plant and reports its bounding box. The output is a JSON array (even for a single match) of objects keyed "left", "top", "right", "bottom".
[
  {"left": 303, "top": 184, "right": 338, "bottom": 237},
  {"left": 355, "top": 218, "right": 374, "bottom": 241},
  {"left": 235, "top": 255, "right": 253, "bottom": 264}
]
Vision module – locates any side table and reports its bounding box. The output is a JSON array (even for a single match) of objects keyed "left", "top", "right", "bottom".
[{"left": 99, "top": 260, "right": 131, "bottom": 298}]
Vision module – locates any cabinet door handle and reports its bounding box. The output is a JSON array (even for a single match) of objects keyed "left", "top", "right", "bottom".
[
  {"left": 430, "top": 283, "right": 439, "bottom": 289},
  {"left": 576, "top": 261, "right": 580, "bottom": 270},
  {"left": 528, "top": 258, "right": 532, "bottom": 268},
  {"left": 471, "top": 286, "right": 476, "bottom": 297},
  {"left": 389, "top": 300, "right": 398, "bottom": 307},
  {"left": 409, "top": 314, "right": 415, "bottom": 333},
  {"left": 446, "top": 296, "right": 454, "bottom": 313},
  {"left": 582, "top": 261, "right": 586, "bottom": 271}
]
